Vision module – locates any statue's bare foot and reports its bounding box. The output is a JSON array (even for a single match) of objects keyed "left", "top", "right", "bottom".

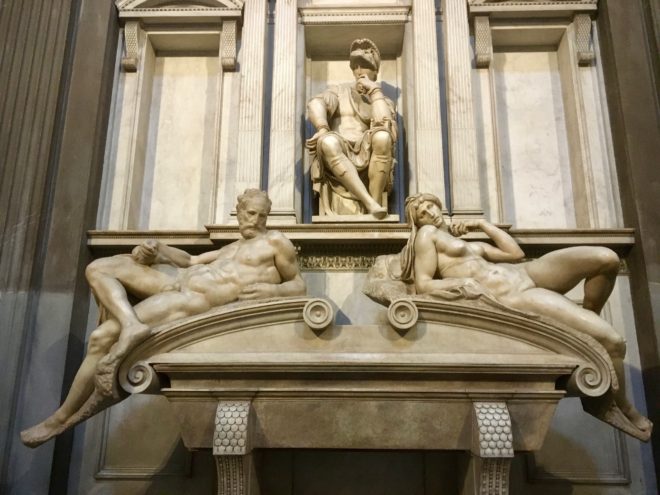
[
  {"left": 621, "top": 405, "right": 653, "bottom": 433},
  {"left": 369, "top": 205, "right": 387, "bottom": 220},
  {"left": 20, "top": 415, "right": 66, "bottom": 448},
  {"left": 111, "top": 322, "right": 151, "bottom": 361}
]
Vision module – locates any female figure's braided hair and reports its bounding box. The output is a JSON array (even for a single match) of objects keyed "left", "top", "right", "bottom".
[{"left": 399, "top": 193, "right": 444, "bottom": 283}]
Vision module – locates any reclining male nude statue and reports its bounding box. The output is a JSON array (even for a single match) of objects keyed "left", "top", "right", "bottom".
[
  {"left": 21, "top": 189, "right": 306, "bottom": 448},
  {"left": 369, "top": 192, "right": 652, "bottom": 439},
  {"left": 306, "top": 38, "right": 397, "bottom": 218}
]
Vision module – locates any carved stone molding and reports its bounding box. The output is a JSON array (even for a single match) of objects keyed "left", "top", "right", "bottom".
[
  {"left": 472, "top": 402, "right": 514, "bottom": 458},
  {"left": 121, "top": 21, "right": 141, "bottom": 72},
  {"left": 116, "top": 0, "right": 244, "bottom": 19},
  {"left": 215, "top": 456, "right": 246, "bottom": 495},
  {"left": 299, "top": 7, "right": 410, "bottom": 25},
  {"left": 114, "top": 0, "right": 244, "bottom": 68},
  {"left": 468, "top": 0, "right": 597, "bottom": 18},
  {"left": 474, "top": 16, "right": 493, "bottom": 68},
  {"left": 214, "top": 401, "right": 254, "bottom": 495},
  {"left": 214, "top": 401, "right": 252, "bottom": 456},
  {"left": 302, "top": 298, "right": 335, "bottom": 330},
  {"left": 221, "top": 19, "right": 237, "bottom": 70},
  {"left": 476, "top": 458, "right": 512, "bottom": 495},
  {"left": 465, "top": 402, "right": 514, "bottom": 495},
  {"left": 299, "top": 255, "right": 377, "bottom": 271},
  {"left": 574, "top": 13, "right": 595, "bottom": 65}
]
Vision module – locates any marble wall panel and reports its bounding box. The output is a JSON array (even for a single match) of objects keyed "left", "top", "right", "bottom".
[
  {"left": 492, "top": 50, "right": 577, "bottom": 229},
  {"left": 140, "top": 56, "right": 220, "bottom": 229},
  {"left": 574, "top": 26, "right": 623, "bottom": 229},
  {"left": 303, "top": 271, "right": 388, "bottom": 325}
]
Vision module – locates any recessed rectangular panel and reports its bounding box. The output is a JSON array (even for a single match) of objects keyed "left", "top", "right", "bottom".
[
  {"left": 140, "top": 55, "right": 219, "bottom": 229},
  {"left": 493, "top": 50, "right": 576, "bottom": 228}
]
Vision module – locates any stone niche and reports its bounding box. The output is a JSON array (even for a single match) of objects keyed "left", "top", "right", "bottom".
[
  {"left": 99, "top": 0, "right": 244, "bottom": 230},
  {"left": 468, "top": 0, "right": 622, "bottom": 229},
  {"left": 300, "top": 3, "right": 410, "bottom": 220}
]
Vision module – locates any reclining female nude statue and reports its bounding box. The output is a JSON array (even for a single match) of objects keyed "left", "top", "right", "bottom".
[
  {"left": 21, "top": 189, "right": 306, "bottom": 448},
  {"left": 366, "top": 192, "right": 652, "bottom": 439}
]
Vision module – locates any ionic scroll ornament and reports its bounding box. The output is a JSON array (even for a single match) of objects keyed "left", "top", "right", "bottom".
[
  {"left": 387, "top": 299, "right": 419, "bottom": 331},
  {"left": 303, "top": 298, "right": 334, "bottom": 331},
  {"left": 120, "top": 360, "right": 161, "bottom": 394}
]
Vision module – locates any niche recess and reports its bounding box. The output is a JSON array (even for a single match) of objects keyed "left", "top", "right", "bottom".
[
  {"left": 99, "top": 0, "right": 244, "bottom": 230},
  {"left": 299, "top": 5, "right": 410, "bottom": 221},
  {"left": 469, "top": 0, "right": 621, "bottom": 229}
]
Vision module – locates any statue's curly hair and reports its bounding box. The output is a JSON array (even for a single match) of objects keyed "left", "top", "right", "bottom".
[{"left": 237, "top": 189, "right": 272, "bottom": 214}]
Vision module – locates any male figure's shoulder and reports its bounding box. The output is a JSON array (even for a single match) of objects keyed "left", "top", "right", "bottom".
[{"left": 265, "top": 229, "right": 296, "bottom": 249}]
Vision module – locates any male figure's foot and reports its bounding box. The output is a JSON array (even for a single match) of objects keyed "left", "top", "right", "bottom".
[
  {"left": 621, "top": 404, "right": 654, "bottom": 433},
  {"left": 112, "top": 322, "right": 151, "bottom": 360},
  {"left": 21, "top": 415, "right": 66, "bottom": 448},
  {"left": 368, "top": 205, "right": 388, "bottom": 219}
]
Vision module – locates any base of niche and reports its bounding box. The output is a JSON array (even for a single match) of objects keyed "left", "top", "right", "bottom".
[{"left": 312, "top": 214, "right": 400, "bottom": 224}]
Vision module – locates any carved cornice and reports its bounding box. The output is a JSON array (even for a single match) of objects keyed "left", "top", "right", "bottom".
[
  {"left": 116, "top": 0, "right": 243, "bottom": 23},
  {"left": 468, "top": 0, "right": 598, "bottom": 18},
  {"left": 116, "top": 0, "right": 243, "bottom": 10},
  {"left": 299, "top": 7, "right": 410, "bottom": 26},
  {"left": 87, "top": 228, "right": 635, "bottom": 259}
]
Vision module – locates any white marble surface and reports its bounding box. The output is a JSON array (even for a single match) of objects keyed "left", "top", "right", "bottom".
[
  {"left": 493, "top": 50, "right": 576, "bottom": 228},
  {"left": 141, "top": 56, "right": 219, "bottom": 229}
]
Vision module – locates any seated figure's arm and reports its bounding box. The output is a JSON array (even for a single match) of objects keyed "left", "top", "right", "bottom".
[
  {"left": 307, "top": 88, "right": 339, "bottom": 133},
  {"left": 413, "top": 227, "right": 477, "bottom": 295},
  {"left": 451, "top": 220, "right": 524, "bottom": 263}
]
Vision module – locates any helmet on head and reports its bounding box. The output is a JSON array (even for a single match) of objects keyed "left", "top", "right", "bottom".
[{"left": 349, "top": 38, "right": 381, "bottom": 73}]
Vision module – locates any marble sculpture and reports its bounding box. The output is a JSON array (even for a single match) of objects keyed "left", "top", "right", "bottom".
[
  {"left": 306, "top": 38, "right": 397, "bottom": 218},
  {"left": 21, "top": 189, "right": 306, "bottom": 448},
  {"left": 365, "top": 192, "right": 653, "bottom": 441}
]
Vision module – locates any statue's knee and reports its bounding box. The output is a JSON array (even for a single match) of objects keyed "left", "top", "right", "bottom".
[
  {"left": 319, "top": 135, "right": 342, "bottom": 157},
  {"left": 87, "top": 326, "right": 119, "bottom": 355},
  {"left": 86, "top": 255, "right": 127, "bottom": 281},
  {"left": 371, "top": 131, "right": 392, "bottom": 153},
  {"left": 596, "top": 248, "right": 620, "bottom": 273}
]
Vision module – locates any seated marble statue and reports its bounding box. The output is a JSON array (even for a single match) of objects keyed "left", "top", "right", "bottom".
[
  {"left": 395, "top": 192, "right": 651, "bottom": 437},
  {"left": 21, "top": 189, "right": 306, "bottom": 448},
  {"left": 306, "top": 38, "right": 397, "bottom": 218}
]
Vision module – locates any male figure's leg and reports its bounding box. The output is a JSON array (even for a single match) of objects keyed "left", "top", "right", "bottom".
[
  {"left": 20, "top": 319, "right": 121, "bottom": 447},
  {"left": 319, "top": 134, "right": 387, "bottom": 218},
  {"left": 86, "top": 254, "right": 176, "bottom": 330},
  {"left": 368, "top": 130, "right": 393, "bottom": 205}
]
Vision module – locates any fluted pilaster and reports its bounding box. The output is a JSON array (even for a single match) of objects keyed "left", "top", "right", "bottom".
[
  {"left": 412, "top": 0, "right": 446, "bottom": 199},
  {"left": 443, "top": 0, "right": 483, "bottom": 216},
  {"left": 234, "top": 0, "right": 268, "bottom": 194},
  {"left": 267, "top": 0, "right": 299, "bottom": 223}
]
